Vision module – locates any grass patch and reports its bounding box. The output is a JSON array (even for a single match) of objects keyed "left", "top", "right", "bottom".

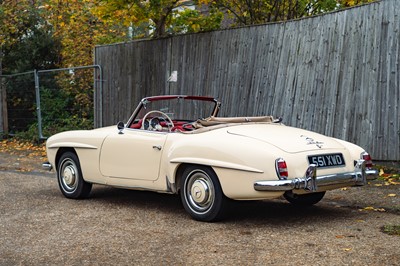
[{"left": 381, "top": 225, "right": 400, "bottom": 236}]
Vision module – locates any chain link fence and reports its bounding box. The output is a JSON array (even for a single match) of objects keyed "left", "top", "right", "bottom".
[{"left": 0, "top": 65, "right": 101, "bottom": 141}]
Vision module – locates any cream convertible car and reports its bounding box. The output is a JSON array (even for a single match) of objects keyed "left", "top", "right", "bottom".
[{"left": 43, "top": 95, "right": 378, "bottom": 221}]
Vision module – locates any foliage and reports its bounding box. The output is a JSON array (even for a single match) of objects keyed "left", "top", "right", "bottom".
[
  {"left": 199, "top": 0, "right": 376, "bottom": 26},
  {"left": 2, "top": 23, "right": 60, "bottom": 74},
  {"left": 3, "top": 30, "right": 60, "bottom": 73},
  {"left": 0, "top": 2, "right": 61, "bottom": 136},
  {"left": 92, "top": 0, "right": 222, "bottom": 38},
  {"left": 41, "top": 0, "right": 127, "bottom": 66},
  {"left": 0, "top": 138, "right": 45, "bottom": 155},
  {"left": 41, "top": 82, "right": 93, "bottom": 129},
  {"left": 48, "top": 69, "right": 94, "bottom": 127},
  {"left": 31, "top": 1, "right": 122, "bottom": 136},
  {"left": 0, "top": 0, "right": 38, "bottom": 49},
  {"left": 381, "top": 225, "right": 400, "bottom": 236},
  {"left": 2, "top": 0, "right": 378, "bottom": 70},
  {"left": 10, "top": 83, "right": 94, "bottom": 142},
  {"left": 377, "top": 168, "right": 400, "bottom": 185},
  {"left": 169, "top": 7, "right": 223, "bottom": 34},
  {"left": 1, "top": 1, "right": 100, "bottom": 137},
  {"left": 4, "top": 74, "right": 37, "bottom": 135},
  {"left": 1, "top": 0, "right": 378, "bottom": 141},
  {"left": 1, "top": 0, "right": 380, "bottom": 68},
  {"left": 338, "top": 0, "right": 376, "bottom": 7}
]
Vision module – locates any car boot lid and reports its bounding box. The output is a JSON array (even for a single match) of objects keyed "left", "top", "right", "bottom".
[{"left": 227, "top": 124, "right": 345, "bottom": 153}]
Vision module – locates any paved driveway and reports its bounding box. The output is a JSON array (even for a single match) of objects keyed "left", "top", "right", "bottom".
[{"left": 1, "top": 169, "right": 399, "bottom": 265}]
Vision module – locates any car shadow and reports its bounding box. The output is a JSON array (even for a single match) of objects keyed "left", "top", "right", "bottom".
[
  {"left": 88, "top": 185, "right": 360, "bottom": 226},
  {"left": 224, "top": 199, "right": 355, "bottom": 225},
  {"left": 89, "top": 185, "right": 182, "bottom": 212}
]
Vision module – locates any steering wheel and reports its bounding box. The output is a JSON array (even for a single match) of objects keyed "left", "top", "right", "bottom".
[{"left": 141, "top": 110, "right": 175, "bottom": 132}]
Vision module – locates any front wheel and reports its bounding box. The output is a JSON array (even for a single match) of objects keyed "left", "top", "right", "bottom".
[
  {"left": 284, "top": 191, "right": 326, "bottom": 206},
  {"left": 180, "top": 166, "right": 227, "bottom": 222},
  {"left": 57, "top": 152, "right": 92, "bottom": 199}
]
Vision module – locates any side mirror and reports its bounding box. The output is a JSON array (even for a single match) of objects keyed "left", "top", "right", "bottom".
[{"left": 117, "top": 121, "right": 125, "bottom": 134}]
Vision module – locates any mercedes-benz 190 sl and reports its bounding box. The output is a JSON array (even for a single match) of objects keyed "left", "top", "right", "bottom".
[{"left": 43, "top": 95, "right": 378, "bottom": 221}]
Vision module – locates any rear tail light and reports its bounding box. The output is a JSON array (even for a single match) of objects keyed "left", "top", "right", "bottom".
[
  {"left": 275, "top": 158, "right": 288, "bottom": 180},
  {"left": 362, "top": 152, "right": 373, "bottom": 169}
]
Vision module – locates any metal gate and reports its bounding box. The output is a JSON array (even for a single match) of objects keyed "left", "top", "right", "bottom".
[{"left": 0, "top": 65, "right": 102, "bottom": 140}]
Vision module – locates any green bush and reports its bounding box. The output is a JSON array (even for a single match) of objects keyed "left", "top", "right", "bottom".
[{"left": 14, "top": 85, "right": 93, "bottom": 142}]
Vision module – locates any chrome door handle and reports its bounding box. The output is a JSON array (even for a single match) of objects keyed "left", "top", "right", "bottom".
[{"left": 153, "top": 145, "right": 162, "bottom": 150}]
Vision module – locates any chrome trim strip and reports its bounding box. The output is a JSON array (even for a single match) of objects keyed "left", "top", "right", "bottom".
[
  {"left": 170, "top": 157, "right": 264, "bottom": 173},
  {"left": 42, "top": 162, "right": 53, "bottom": 171},
  {"left": 254, "top": 159, "right": 378, "bottom": 192}
]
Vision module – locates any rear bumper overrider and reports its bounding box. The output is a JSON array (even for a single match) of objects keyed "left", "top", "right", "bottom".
[{"left": 254, "top": 159, "right": 378, "bottom": 192}]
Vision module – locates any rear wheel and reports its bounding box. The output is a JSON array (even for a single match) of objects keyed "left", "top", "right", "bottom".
[
  {"left": 57, "top": 152, "right": 92, "bottom": 199},
  {"left": 180, "top": 165, "right": 227, "bottom": 222},
  {"left": 284, "top": 191, "right": 325, "bottom": 206}
]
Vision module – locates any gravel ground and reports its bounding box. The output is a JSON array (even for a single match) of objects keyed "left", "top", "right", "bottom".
[{"left": 0, "top": 152, "right": 399, "bottom": 265}]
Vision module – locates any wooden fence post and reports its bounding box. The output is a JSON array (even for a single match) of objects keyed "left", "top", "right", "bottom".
[
  {"left": 0, "top": 47, "right": 7, "bottom": 137},
  {"left": 0, "top": 77, "right": 8, "bottom": 137}
]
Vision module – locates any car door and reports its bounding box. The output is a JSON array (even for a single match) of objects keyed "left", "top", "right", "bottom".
[{"left": 99, "top": 129, "right": 168, "bottom": 181}]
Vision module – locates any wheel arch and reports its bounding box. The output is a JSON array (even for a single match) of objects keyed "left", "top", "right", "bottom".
[
  {"left": 55, "top": 147, "right": 77, "bottom": 171},
  {"left": 174, "top": 163, "right": 220, "bottom": 195},
  {"left": 170, "top": 157, "right": 267, "bottom": 199},
  {"left": 52, "top": 145, "right": 104, "bottom": 184}
]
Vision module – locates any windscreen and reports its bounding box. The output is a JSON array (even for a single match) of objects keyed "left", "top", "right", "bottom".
[{"left": 135, "top": 98, "right": 216, "bottom": 122}]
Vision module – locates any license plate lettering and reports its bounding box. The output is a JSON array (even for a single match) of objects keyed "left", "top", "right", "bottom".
[{"left": 308, "top": 153, "right": 345, "bottom": 168}]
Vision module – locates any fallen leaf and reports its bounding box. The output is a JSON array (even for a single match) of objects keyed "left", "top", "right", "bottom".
[
  {"left": 387, "top": 194, "right": 396, "bottom": 197},
  {"left": 379, "top": 169, "right": 385, "bottom": 176},
  {"left": 359, "top": 207, "right": 386, "bottom": 212}
]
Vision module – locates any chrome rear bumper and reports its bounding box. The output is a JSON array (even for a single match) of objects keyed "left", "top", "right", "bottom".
[{"left": 254, "top": 159, "right": 378, "bottom": 192}]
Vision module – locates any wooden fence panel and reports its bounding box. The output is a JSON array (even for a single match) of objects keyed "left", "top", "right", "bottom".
[{"left": 95, "top": 0, "right": 399, "bottom": 160}]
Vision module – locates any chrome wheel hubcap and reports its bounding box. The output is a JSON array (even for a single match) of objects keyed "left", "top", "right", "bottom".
[
  {"left": 191, "top": 179, "right": 210, "bottom": 205},
  {"left": 59, "top": 159, "right": 78, "bottom": 192},
  {"left": 63, "top": 165, "right": 76, "bottom": 187},
  {"left": 185, "top": 170, "right": 215, "bottom": 213}
]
